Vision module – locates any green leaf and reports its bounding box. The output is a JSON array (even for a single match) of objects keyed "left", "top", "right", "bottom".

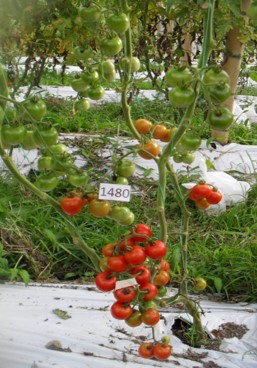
[
  {"left": 249, "top": 72, "right": 257, "bottom": 82},
  {"left": 0, "top": 257, "right": 9, "bottom": 270},
  {"left": 18, "top": 269, "right": 30, "bottom": 286},
  {"left": 10, "top": 268, "right": 19, "bottom": 281},
  {"left": 214, "top": 276, "right": 223, "bottom": 294},
  {"left": 53, "top": 309, "right": 71, "bottom": 320}
]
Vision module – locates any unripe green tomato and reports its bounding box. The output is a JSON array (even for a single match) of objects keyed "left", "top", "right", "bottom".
[
  {"left": 165, "top": 67, "right": 192, "bottom": 87},
  {"left": 100, "top": 37, "right": 123, "bottom": 57},
  {"left": 168, "top": 87, "right": 195, "bottom": 108},
  {"left": 37, "top": 156, "right": 52, "bottom": 171},
  {"left": 79, "top": 5, "right": 101, "bottom": 22},
  {"left": 115, "top": 176, "right": 129, "bottom": 185},
  {"left": 115, "top": 159, "right": 135, "bottom": 177},
  {"left": 21, "top": 129, "right": 39, "bottom": 150},
  {"left": 207, "top": 106, "right": 234, "bottom": 130},
  {"left": 203, "top": 68, "right": 230, "bottom": 85},
  {"left": 87, "top": 85, "right": 105, "bottom": 100},
  {"left": 120, "top": 57, "right": 141, "bottom": 73},
  {"left": 181, "top": 152, "right": 195, "bottom": 164},
  {"left": 74, "top": 99, "right": 90, "bottom": 112},
  {"left": 68, "top": 170, "right": 89, "bottom": 187},
  {"left": 34, "top": 127, "right": 59, "bottom": 146},
  {"left": 173, "top": 153, "right": 183, "bottom": 163},
  {"left": 81, "top": 70, "right": 99, "bottom": 84},
  {"left": 101, "top": 60, "right": 115, "bottom": 74},
  {"left": 1, "top": 124, "right": 26, "bottom": 145},
  {"left": 51, "top": 155, "right": 74, "bottom": 173},
  {"left": 71, "top": 78, "right": 89, "bottom": 93},
  {"left": 106, "top": 13, "right": 129, "bottom": 34},
  {"left": 108, "top": 206, "right": 135, "bottom": 226},
  {"left": 47, "top": 143, "right": 68, "bottom": 155},
  {"left": 247, "top": 3, "right": 257, "bottom": 20},
  {"left": 73, "top": 46, "right": 92, "bottom": 61},
  {"left": 35, "top": 174, "right": 58, "bottom": 192}
]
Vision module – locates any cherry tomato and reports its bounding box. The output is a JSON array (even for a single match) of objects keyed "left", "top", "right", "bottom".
[
  {"left": 141, "top": 308, "right": 160, "bottom": 325},
  {"left": 107, "top": 255, "right": 128, "bottom": 273},
  {"left": 152, "top": 124, "right": 168, "bottom": 140},
  {"left": 165, "top": 67, "right": 192, "bottom": 87},
  {"left": 113, "top": 286, "right": 136, "bottom": 303},
  {"left": 35, "top": 174, "right": 58, "bottom": 192},
  {"left": 115, "top": 176, "right": 129, "bottom": 185},
  {"left": 88, "top": 199, "right": 111, "bottom": 217},
  {"left": 67, "top": 170, "right": 89, "bottom": 187},
  {"left": 169, "top": 86, "right": 195, "bottom": 108},
  {"left": 145, "top": 240, "right": 167, "bottom": 260},
  {"left": 1, "top": 124, "right": 26, "bottom": 145},
  {"left": 178, "top": 132, "right": 201, "bottom": 152},
  {"left": 160, "top": 127, "right": 177, "bottom": 142},
  {"left": 160, "top": 259, "right": 171, "bottom": 272},
  {"left": 120, "top": 56, "right": 141, "bottom": 73},
  {"left": 194, "top": 277, "right": 207, "bottom": 290},
  {"left": 125, "top": 310, "right": 142, "bottom": 327},
  {"left": 106, "top": 13, "right": 129, "bottom": 34},
  {"left": 206, "top": 190, "right": 222, "bottom": 204},
  {"left": 109, "top": 206, "right": 135, "bottom": 226},
  {"left": 138, "top": 342, "right": 154, "bottom": 359},
  {"left": 153, "top": 270, "right": 170, "bottom": 286},
  {"left": 111, "top": 301, "right": 133, "bottom": 320},
  {"left": 153, "top": 343, "right": 172, "bottom": 360},
  {"left": 95, "top": 271, "right": 117, "bottom": 292},
  {"left": 99, "top": 257, "right": 109, "bottom": 271},
  {"left": 203, "top": 68, "right": 230, "bottom": 85},
  {"left": 74, "top": 99, "right": 90, "bottom": 112},
  {"left": 23, "top": 98, "right": 47, "bottom": 120},
  {"left": 102, "top": 243, "right": 116, "bottom": 257},
  {"left": 124, "top": 245, "right": 146, "bottom": 265},
  {"left": 207, "top": 106, "right": 234, "bottom": 130},
  {"left": 157, "top": 285, "right": 168, "bottom": 297},
  {"left": 188, "top": 183, "right": 213, "bottom": 201},
  {"left": 79, "top": 5, "right": 101, "bottom": 22},
  {"left": 138, "top": 140, "right": 160, "bottom": 160},
  {"left": 195, "top": 198, "right": 210, "bottom": 209},
  {"left": 134, "top": 118, "right": 153, "bottom": 134},
  {"left": 115, "top": 159, "right": 135, "bottom": 177},
  {"left": 87, "top": 85, "right": 105, "bottom": 100},
  {"left": 140, "top": 283, "right": 158, "bottom": 301},
  {"left": 181, "top": 152, "right": 195, "bottom": 164},
  {"left": 37, "top": 156, "right": 52, "bottom": 171},
  {"left": 140, "top": 300, "right": 158, "bottom": 311},
  {"left": 51, "top": 155, "right": 74, "bottom": 173},
  {"left": 71, "top": 78, "right": 89, "bottom": 93},
  {"left": 47, "top": 143, "right": 67, "bottom": 155},
  {"left": 100, "top": 37, "right": 123, "bottom": 57},
  {"left": 81, "top": 70, "right": 99, "bottom": 84},
  {"left": 73, "top": 46, "right": 92, "bottom": 61},
  {"left": 130, "top": 223, "right": 152, "bottom": 243},
  {"left": 208, "top": 82, "right": 231, "bottom": 104},
  {"left": 60, "top": 196, "right": 84, "bottom": 215},
  {"left": 21, "top": 129, "right": 38, "bottom": 150},
  {"left": 130, "top": 266, "right": 151, "bottom": 285},
  {"left": 34, "top": 126, "right": 59, "bottom": 146}
]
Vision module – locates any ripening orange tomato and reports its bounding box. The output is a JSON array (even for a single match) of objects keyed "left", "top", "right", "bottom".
[
  {"left": 138, "top": 140, "right": 160, "bottom": 160},
  {"left": 134, "top": 118, "right": 153, "bottom": 134},
  {"left": 152, "top": 124, "right": 168, "bottom": 140}
]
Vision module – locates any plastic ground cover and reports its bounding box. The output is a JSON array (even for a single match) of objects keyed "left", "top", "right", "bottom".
[{"left": 0, "top": 283, "right": 256, "bottom": 368}]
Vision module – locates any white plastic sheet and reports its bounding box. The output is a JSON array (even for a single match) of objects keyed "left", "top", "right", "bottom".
[{"left": 0, "top": 283, "right": 256, "bottom": 368}]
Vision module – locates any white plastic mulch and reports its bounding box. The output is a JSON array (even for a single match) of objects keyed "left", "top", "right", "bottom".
[{"left": 0, "top": 283, "right": 256, "bottom": 368}]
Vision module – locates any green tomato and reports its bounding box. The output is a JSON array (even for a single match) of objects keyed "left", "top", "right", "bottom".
[
  {"left": 71, "top": 78, "right": 89, "bottom": 93},
  {"left": 74, "top": 99, "right": 90, "bottom": 112},
  {"left": 208, "top": 82, "right": 231, "bottom": 104},
  {"left": 23, "top": 99, "right": 47, "bottom": 121},
  {"left": 173, "top": 153, "right": 183, "bottom": 163},
  {"left": 73, "top": 46, "right": 92, "bottom": 61},
  {"left": 203, "top": 68, "right": 230, "bottom": 85},
  {"left": 115, "top": 159, "right": 135, "bottom": 178},
  {"left": 68, "top": 170, "right": 89, "bottom": 187},
  {"left": 101, "top": 60, "right": 115, "bottom": 74},
  {"left": 165, "top": 67, "right": 192, "bottom": 87},
  {"left": 21, "top": 129, "right": 38, "bottom": 150},
  {"left": 1, "top": 124, "right": 26, "bottom": 145},
  {"left": 179, "top": 132, "right": 201, "bottom": 152},
  {"left": 87, "top": 85, "right": 105, "bottom": 100},
  {"left": 37, "top": 156, "right": 52, "bottom": 171},
  {"left": 79, "top": 5, "right": 101, "bottom": 22},
  {"left": 207, "top": 106, "right": 234, "bottom": 130},
  {"left": 140, "top": 300, "right": 158, "bottom": 311},
  {"left": 81, "top": 70, "right": 99, "bottom": 84},
  {"left": 157, "top": 286, "right": 168, "bottom": 297},
  {"left": 169, "top": 86, "right": 195, "bottom": 108},
  {"left": 181, "top": 152, "right": 195, "bottom": 164},
  {"left": 100, "top": 37, "right": 123, "bottom": 57},
  {"left": 34, "top": 127, "right": 59, "bottom": 146},
  {"left": 108, "top": 206, "right": 135, "bottom": 226},
  {"left": 47, "top": 143, "right": 68, "bottom": 155},
  {"left": 35, "top": 174, "right": 58, "bottom": 192},
  {"left": 106, "top": 13, "right": 129, "bottom": 34},
  {"left": 51, "top": 155, "right": 74, "bottom": 173},
  {"left": 120, "top": 57, "right": 141, "bottom": 73},
  {"left": 115, "top": 176, "right": 129, "bottom": 185}
]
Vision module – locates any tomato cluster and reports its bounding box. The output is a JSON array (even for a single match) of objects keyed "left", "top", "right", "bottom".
[
  {"left": 94, "top": 223, "right": 172, "bottom": 360},
  {"left": 188, "top": 182, "right": 223, "bottom": 209},
  {"left": 139, "top": 339, "right": 172, "bottom": 360}
]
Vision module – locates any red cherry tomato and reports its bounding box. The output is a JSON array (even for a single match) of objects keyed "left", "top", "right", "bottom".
[
  {"left": 138, "top": 342, "right": 154, "bottom": 359},
  {"left": 95, "top": 271, "right": 117, "bottom": 292},
  {"left": 130, "top": 223, "right": 152, "bottom": 243},
  {"left": 145, "top": 240, "right": 167, "bottom": 260},
  {"left": 206, "top": 190, "right": 222, "bottom": 204},
  {"left": 124, "top": 245, "right": 146, "bottom": 265},
  {"left": 130, "top": 266, "right": 151, "bottom": 285},
  {"left": 153, "top": 343, "right": 172, "bottom": 360},
  {"left": 141, "top": 308, "right": 160, "bottom": 325},
  {"left": 188, "top": 183, "right": 213, "bottom": 201},
  {"left": 60, "top": 196, "right": 84, "bottom": 215},
  {"left": 111, "top": 301, "right": 133, "bottom": 320},
  {"left": 107, "top": 255, "right": 128, "bottom": 273},
  {"left": 153, "top": 270, "right": 170, "bottom": 286},
  {"left": 113, "top": 286, "right": 136, "bottom": 303},
  {"left": 140, "top": 282, "right": 158, "bottom": 301}
]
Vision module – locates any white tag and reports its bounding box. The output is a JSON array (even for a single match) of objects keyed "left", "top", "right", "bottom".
[
  {"left": 98, "top": 183, "right": 131, "bottom": 202},
  {"left": 115, "top": 278, "right": 138, "bottom": 290}
]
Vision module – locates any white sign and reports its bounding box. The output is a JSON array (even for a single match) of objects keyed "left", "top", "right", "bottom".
[
  {"left": 115, "top": 278, "right": 138, "bottom": 290},
  {"left": 98, "top": 183, "right": 131, "bottom": 202}
]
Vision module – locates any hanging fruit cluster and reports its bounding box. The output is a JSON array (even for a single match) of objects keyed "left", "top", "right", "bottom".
[
  {"left": 188, "top": 182, "right": 223, "bottom": 209},
  {"left": 94, "top": 223, "right": 173, "bottom": 361}
]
